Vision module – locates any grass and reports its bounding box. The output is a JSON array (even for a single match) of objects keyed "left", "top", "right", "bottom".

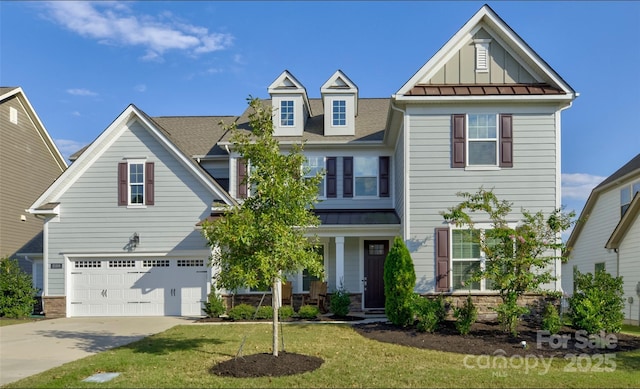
[
  {"left": 4, "top": 323, "right": 640, "bottom": 388},
  {"left": 621, "top": 324, "right": 640, "bottom": 337},
  {"left": 0, "top": 317, "right": 44, "bottom": 327}
]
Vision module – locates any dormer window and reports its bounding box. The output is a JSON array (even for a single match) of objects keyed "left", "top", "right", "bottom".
[
  {"left": 332, "top": 100, "right": 346, "bottom": 126},
  {"left": 280, "top": 100, "right": 294, "bottom": 127}
]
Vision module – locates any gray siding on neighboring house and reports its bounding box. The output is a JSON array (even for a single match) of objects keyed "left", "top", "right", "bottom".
[
  {"left": 46, "top": 120, "right": 217, "bottom": 295},
  {"left": 405, "top": 104, "right": 560, "bottom": 292},
  {"left": 0, "top": 93, "right": 65, "bottom": 261}
]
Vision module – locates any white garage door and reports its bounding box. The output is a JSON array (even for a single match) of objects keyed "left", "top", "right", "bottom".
[{"left": 69, "top": 258, "right": 209, "bottom": 317}]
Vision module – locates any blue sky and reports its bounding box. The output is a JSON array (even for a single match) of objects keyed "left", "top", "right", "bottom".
[{"left": 1, "top": 1, "right": 639, "bottom": 219}]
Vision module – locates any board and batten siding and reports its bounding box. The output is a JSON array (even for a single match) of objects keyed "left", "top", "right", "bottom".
[
  {"left": 619, "top": 214, "right": 640, "bottom": 324},
  {"left": 405, "top": 105, "right": 561, "bottom": 293},
  {"left": 45, "top": 120, "right": 217, "bottom": 295}
]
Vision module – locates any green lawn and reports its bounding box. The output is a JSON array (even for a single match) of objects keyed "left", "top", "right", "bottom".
[
  {"left": 0, "top": 317, "right": 44, "bottom": 327},
  {"left": 4, "top": 323, "right": 640, "bottom": 388},
  {"left": 621, "top": 324, "right": 640, "bottom": 337}
]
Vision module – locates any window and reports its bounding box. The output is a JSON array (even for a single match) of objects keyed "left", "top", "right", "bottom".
[
  {"left": 451, "top": 114, "right": 512, "bottom": 168},
  {"left": 354, "top": 156, "right": 378, "bottom": 196},
  {"left": 595, "top": 262, "right": 605, "bottom": 273},
  {"left": 280, "top": 100, "right": 294, "bottom": 126},
  {"left": 118, "top": 161, "right": 154, "bottom": 206},
  {"left": 332, "top": 100, "right": 346, "bottom": 126},
  {"left": 304, "top": 156, "right": 325, "bottom": 197},
  {"left": 620, "top": 180, "right": 640, "bottom": 217},
  {"left": 302, "top": 245, "right": 324, "bottom": 292},
  {"left": 451, "top": 229, "right": 496, "bottom": 291}
]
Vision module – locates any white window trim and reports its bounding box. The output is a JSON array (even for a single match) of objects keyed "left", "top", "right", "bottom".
[
  {"left": 127, "top": 159, "right": 147, "bottom": 208},
  {"left": 466, "top": 113, "right": 499, "bottom": 169},
  {"left": 280, "top": 100, "right": 295, "bottom": 127},
  {"left": 354, "top": 156, "right": 379, "bottom": 198},
  {"left": 332, "top": 100, "right": 347, "bottom": 127},
  {"left": 304, "top": 156, "right": 327, "bottom": 199}
]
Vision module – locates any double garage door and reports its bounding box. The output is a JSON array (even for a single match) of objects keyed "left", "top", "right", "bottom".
[{"left": 69, "top": 258, "right": 209, "bottom": 317}]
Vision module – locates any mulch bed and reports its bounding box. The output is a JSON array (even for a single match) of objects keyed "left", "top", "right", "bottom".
[
  {"left": 196, "top": 314, "right": 365, "bottom": 323},
  {"left": 211, "top": 352, "right": 323, "bottom": 378}
]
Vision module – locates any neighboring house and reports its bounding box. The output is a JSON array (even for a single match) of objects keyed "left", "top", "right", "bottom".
[
  {"left": 0, "top": 87, "right": 67, "bottom": 295},
  {"left": 29, "top": 5, "right": 576, "bottom": 318},
  {"left": 562, "top": 154, "right": 640, "bottom": 325}
]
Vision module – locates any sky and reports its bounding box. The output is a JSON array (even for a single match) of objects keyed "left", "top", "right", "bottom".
[{"left": 1, "top": 1, "right": 639, "bottom": 220}]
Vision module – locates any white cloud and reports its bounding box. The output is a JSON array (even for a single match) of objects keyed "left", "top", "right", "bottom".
[
  {"left": 561, "top": 173, "right": 606, "bottom": 201},
  {"left": 54, "top": 138, "right": 87, "bottom": 160},
  {"left": 134, "top": 84, "right": 147, "bottom": 93},
  {"left": 67, "top": 88, "right": 98, "bottom": 97},
  {"left": 43, "top": 2, "right": 233, "bottom": 59}
]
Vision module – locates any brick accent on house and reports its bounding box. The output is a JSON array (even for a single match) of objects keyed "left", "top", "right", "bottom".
[{"left": 43, "top": 296, "right": 66, "bottom": 318}]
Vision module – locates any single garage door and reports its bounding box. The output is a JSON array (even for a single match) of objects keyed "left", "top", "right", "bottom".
[{"left": 69, "top": 258, "right": 208, "bottom": 317}]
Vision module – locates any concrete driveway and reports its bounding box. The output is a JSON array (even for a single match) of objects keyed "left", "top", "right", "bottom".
[{"left": 0, "top": 316, "right": 191, "bottom": 386}]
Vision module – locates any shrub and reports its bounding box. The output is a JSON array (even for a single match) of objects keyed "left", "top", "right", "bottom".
[
  {"left": 453, "top": 295, "right": 477, "bottom": 335},
  {"left": 298, "top": 304, "right": 319, "bottom": 320},
  {"left": 541, "top": 302, "right": 562, "bottom": 334},
  {"left": 569, "top": 269, "right": 624, "bottom": 333},
  {"left": 0, "top": 257, "right": 36, "bottom": 318},
  {"left": 494, "top": 292, "right": 529, "bottom": 337},
  {"left": 384, "top": 237, "right": 417, "bottom": 327},
  {"left": 279, "top": 305, "right": 295, "bottom": 320},
  {"left": 255, "top": 305, "right": 273, "bottom": 319},
  {"left": 202, "top": 290, "right": 226, "bottom": 318},
  {"left": 227, "top": 303, "right": 256, "bottom": 320},
  {"left": 330, "top": 283, "right": 351, "bottom": 317},
  {"left": 413, "top": 295, "right": 446, "bottom": 333}
]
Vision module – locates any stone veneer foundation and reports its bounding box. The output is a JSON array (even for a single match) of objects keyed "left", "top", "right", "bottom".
[{"left": 42, "top": 296, "right": 66, "bottom": 318}]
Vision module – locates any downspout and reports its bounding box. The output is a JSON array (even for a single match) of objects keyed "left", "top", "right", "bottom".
[
  {"left": 390, "top": 99, "right": 408, "bottom": 240},
  {"left": 555, "top": 100, "right": 574, "bottom": 292}
]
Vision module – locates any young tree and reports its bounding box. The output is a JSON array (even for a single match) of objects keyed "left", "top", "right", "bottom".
[
  {"left": 0, "top": 257, "right": 36, "bottom": 318},
  {"left": 384, "top": 236, "right": 416, "bottom": 327},
  {"left": 202, "top": 97, "right": 324, "bottom": 357},
  {"left": 441, "top": 188, "right": 574, "bottom": 336}
]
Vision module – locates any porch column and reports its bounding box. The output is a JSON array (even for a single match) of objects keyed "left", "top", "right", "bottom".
[{"left": 335, "top": 236, "right": 345, "bottom": 289}]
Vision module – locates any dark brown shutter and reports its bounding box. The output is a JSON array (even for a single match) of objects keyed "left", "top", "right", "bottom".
[
  {"left": 451, "top": 114, "right": 466, "bottom": 168},
  {"left": 435, "top": 228, "right": 450, "bottom": 292},
  {"left": 237, "top": 159, "right": 247, "bottom": 199},
  {"left": 343, "top": 157, "right": 353, "bottom": 198},
  {"left": 379, "top": 156, "right": 390, "bottom": 197},
  {"left": 118, "top": 162, "right": 128, "bottom": 206},
  {"left": 499, "top": 114, "right": 513, "bottom": 168},
  {"left": 326, "top": 157, "right": 337, "bottom": 198},
  {"left": 145, "top": 162, "right": 155, "bottom": 205}
]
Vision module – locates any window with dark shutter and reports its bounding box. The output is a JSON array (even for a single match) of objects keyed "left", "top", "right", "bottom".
[
  {"left": 326, "top": 157, "right": 337, "bottom": 198},
  {"left": 451, "top": 115, "right": 466, "bottom": 168},
  {"left": 499, "top": 114, "right": 513, "bottom": 167},
  {"left": 343, "top": 157, "right": 353, "bottom": 198},
  {"left": 435, "top": 227, "right": 450, "bottom": 292},
  {"left": 145, "top": 162, "right": 154, "bottom": 205},
  {"left": 237, "top": 159, "right": 247, "bottom": 199},
  {"left": 379, "top": 156, "right": 390, "bottom": 197},
  {"left": 118, "top": 162, "right": 128, "bottom": 206}
]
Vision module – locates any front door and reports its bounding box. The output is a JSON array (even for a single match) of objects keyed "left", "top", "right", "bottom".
[{"left": 364, "top": 240, "right": 389, "bottom": 309}]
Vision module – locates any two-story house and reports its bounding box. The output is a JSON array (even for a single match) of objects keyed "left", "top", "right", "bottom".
[
  {"left": 1, "top": 87, "right": 67, "bottom": 297},
  {"left": 562, "top": 154, "right": 640, "bottom": 325},
  {"left": 28, "top": 5, "right": 576, "bottom": 318}
]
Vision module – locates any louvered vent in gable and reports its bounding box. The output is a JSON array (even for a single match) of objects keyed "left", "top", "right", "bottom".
[{"left": 474, "top": 39, "right": 491, "bottom": 72}]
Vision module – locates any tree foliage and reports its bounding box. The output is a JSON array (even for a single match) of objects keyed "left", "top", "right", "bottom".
[
  {"left": 202, "top": 97, "right": 324, "bottom": 355},
  {"left": 383, "top": 237, "right": 416, "bottom": 326},
  {"left": 569, "top": 269, "right": 625, "bottom": 334},
  {"left": 441, "top": 188, "right": 574, "bottom": 336},
  {"left": 0, "top": 257, "right": 36, "bottom": 318}
]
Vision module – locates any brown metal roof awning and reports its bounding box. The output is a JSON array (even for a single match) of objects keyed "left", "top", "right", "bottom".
[
  {"left": 405, "top": 84, "right": 564, "bottom": 96},
  {"left": 314, "top": 209, "right": 400, "bottom": 225}
]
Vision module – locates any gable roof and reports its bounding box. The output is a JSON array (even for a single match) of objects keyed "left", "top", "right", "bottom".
[
  {"left": 28, "top": 104, "right": 235, "bottom": 213},
  {"left": 150, "top": 115, "right": 237, "bottom": 158},
  {"left": 0, "top": 87, "right": 68, "bottom": 171},
  {"left": 394, "top": 4, "right": 576, "bottom": 102},
  {"left": 566, "top": 153, "right": 640, "bottom": 250},
  {"left": 221, "top": 98, "right": 389, "bottom": 145}
]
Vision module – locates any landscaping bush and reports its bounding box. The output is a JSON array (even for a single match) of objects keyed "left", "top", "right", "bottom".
[
  {"left": 494, "top": 293, "right": 529, "bottom": 337},
  {"left": 0, "top": 257, "right": 36, "bottom": 318},
  {"left": 413, "top": 295, "right": 446, "bottom": 333},
  {"left": 330, "top": 283, "right": 351, "bottom": 317},
  {"left": 384, "top": 237, "right": 417, "bottom": 327},
  {"left": 279, "top": 305, "right": 295, "bottom": 319},
  {"left": 227, "top": 303, "right": 256, "bottom": 320},
  {"left": 541, "top": 302, "right": 562, "bottom": 334},
  {"left": 453, "top": 295, "right": 477, "bottom": 335},
  {"left": 202, "top": 290, "right": 226, "bottom": 318},
  {"left": 297, "top": 304, "right": 319, "bottom": 319},
  {"left": 569, "top": 269, "right": 624, "bottom": 333},
  {"left": 255, "top": 305, "right": 273, "bottom": 319}
]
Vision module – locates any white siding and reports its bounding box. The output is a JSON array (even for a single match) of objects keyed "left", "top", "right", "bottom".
[
  {"left": 406, "top": 104, "right": 561, "bottom": 293},
  {"left": 46, "top": 120, "right": 217, "bottom": 295},
  {"left": 618, "top": 214, "right": 640, "bottom": 324}
]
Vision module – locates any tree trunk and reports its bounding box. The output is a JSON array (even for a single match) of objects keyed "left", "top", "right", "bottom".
[{"left": 272, "top": 278, "right": 280, "bottom": 357}]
